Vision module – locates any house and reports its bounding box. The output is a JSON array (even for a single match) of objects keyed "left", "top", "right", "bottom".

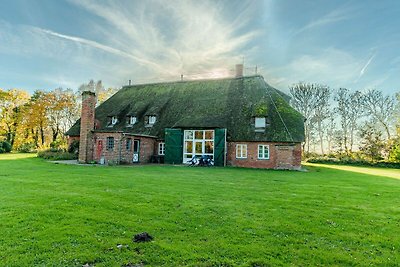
[{"left": 66, "top": 65, "right": 305, "bottom": 169}]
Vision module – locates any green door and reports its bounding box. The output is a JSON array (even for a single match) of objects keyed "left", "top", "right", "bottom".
[
  {"left": 214, "top": 128, "right": 226, "bottom": 166},
  {"left": 165, "top": 128, "right": 183, "bottom": 164}
]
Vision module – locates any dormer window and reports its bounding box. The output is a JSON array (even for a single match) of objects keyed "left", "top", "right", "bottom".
[
  {"left": 107, "top": 116, "right": 118, "bottom": 127},
  {"left": 126, "top": 116, "right": 137, "bottom": 127},
  {"left": 255, "top": 117, "right": 266, "bottom": 128},
  {"left": 111, "top": 116, "right": 118, "bottom": 125},
  {"left": 145, "top": 115, "right": 156, "bottom": 126}
]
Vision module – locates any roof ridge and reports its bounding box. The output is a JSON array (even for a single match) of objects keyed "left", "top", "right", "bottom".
[{"left": 122, "top": 75, "right": 264, "bottom": 89}]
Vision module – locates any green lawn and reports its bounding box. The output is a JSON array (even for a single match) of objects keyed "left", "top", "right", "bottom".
[{"left": 0, "top": 154, "right": 399, "bottom": 266}]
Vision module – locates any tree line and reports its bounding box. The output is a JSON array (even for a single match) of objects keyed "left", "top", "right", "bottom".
[
  {"left": 289, "top": 82, "right": 400, "bottom": 162},
  {"left": 0, "top": 80, "right": 117, "bottom": 152}
]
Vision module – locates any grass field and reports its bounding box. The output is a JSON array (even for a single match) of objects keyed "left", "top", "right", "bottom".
[{"left": 0, "top": 154, "right": 399, "bottom": 266}]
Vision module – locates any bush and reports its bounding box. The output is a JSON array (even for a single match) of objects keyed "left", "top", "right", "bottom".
[
  {"left": 68, "top": 140, "right": 79, "bottom": 154},
  {"left": 37, "top": 150, "right": 78, "bottom": 160},
  {"left": 16, "top": 143, "right": 37, "bottom": 153},
  {"left": 306, "top": 156, "right": 400, "bottom": 169},
  {"left": 0, "top": 141, "right": 12, "bottom": 153}
]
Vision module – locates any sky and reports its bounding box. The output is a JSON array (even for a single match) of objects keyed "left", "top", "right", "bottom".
[{"left": 0, "top": 0, "right": 399, "bottom": 95}]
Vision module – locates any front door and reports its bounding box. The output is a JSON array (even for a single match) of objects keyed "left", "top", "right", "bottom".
[
  {"left": 96, "top": 140, "right": 103, "bottom": 159},
  {"left": 133, "top": 140, "right": 140, "bottom": 163}
]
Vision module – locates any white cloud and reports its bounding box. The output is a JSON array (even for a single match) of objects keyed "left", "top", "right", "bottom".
[
  {"left": 295, "top": 5, "right": 353, "bottom": 35},
  {"left": 264, "top": 48, "right": 364, "bottom": 90}
]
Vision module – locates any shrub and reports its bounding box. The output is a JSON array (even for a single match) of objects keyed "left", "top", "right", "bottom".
[
  {"left": 37, "top": 150, "right": 78, "bottom": 160},
  {"left": 0, "top": 141, "right": 12, "bottom": 153},
  {"left": 68, "top": 140, "right": 79, "bottom": 154},
  {"left": 306, "top": 157, "right": 400, "bottom": 169},
  {"left": 17, "top": 143, "right": 37, "bottom": 153}
]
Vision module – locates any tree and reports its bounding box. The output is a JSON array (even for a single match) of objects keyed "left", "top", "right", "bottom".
[
  {"left": 362, "top": 89, "right": 395, "bottom": 140},
  {"left": 46, "top": 88, "right": 79, "bottom": 143},
  {"left": 78, "top": 80, "right": 118, "bottom": 106},
  {"left": 0, "top": 89, "right": 29, "bottom": 148},
  {"left": 311, "top": 85, "right": 331, "bottom": 154},
  {"left": 359, "top": 123, "right": 385, "bottom": 161},
  {"left": 334, "top": 88, "right": 365, "bottom": 154},
  {"left": 289, "top": 82, "right": 330, "bottom": 153}
]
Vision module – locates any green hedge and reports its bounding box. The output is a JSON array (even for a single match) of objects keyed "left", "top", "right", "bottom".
[
  {"left": 306, "top": 157, "right": 400, "bottom": 169},
  {"left": 37, "top": 150, "right": 78, "bottom": 160},
  {"left": 0, "top": 141, "right": 12, "bottom": 153}
]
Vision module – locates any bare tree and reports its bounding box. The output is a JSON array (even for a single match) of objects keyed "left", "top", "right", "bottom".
[
  {"left": 363, "top": 89, "right": 395, "bottom": 140},
  {"left": 289, "top": 82, "right": 330, "bottom": 153},
  {"left": 312, "top": 85, "right": 331, "bottom": 154},
  {"left": 334, "top": 88, "right": 351, "bottom": 153}
]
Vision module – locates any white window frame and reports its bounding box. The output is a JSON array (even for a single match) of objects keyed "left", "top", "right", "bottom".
[
  {"left": 258, "top": 144, "right": 270, "bottom": 159},
  {"left": 129, "top": 116, "right": 137, "bottom": 125},
  {"left": 111, "top": 116, "right": 118, "bottom": 125},
  {"left": 182, "top": 130, "right": 214, "bottom": 163},
  {"left": 255, "top": 117, "right": 266, "bottom": 128},
  {"left": 236, "top": 144, "right": 247, "bottom": 159},
  {"left": 158, "top": 142, "right": 165, "bottom": 155},
  {"left": 149, "top": 116, "right": 156, "bottom": 124}
]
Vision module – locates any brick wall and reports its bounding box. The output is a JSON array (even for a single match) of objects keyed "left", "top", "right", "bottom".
[
  {"left": 78, "top": 91, "right": 96, "bottom": 163},
  {"left": 67, "top": 136, "right": 80, "bottom": 148},
  {"left": 93, "top": 133, "right": 155, "bottom": 164},
  {"left": 226, "top": 141, "right": 302, "bottom": 170}
]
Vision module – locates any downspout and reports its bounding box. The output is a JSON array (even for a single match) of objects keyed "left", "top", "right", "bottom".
[
  {"left": 224, "top": 128, "right": 227, "bottom": 167},
  {"left": 119, "top": 133, "right": 127, "bottom": 164}
]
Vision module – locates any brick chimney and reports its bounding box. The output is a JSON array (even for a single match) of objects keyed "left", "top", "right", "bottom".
[
  {"left": 78, "top": 91, "right": 96, "bottom": 163},
  {"left": 235, "top": 64, "right": 243, "bottom": 78}
]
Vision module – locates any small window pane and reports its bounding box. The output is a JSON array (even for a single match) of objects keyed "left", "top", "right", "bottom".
[
  {"left": 185, "top": 141, "right": 193, "bottom": 153},
  {"left": 205, "top": 141, "right": 213, "bottom": 154},
  {"left": 130, "top": 116, "right": 137, "bottom": 124},
  {"left": 195, "top": 142, "right": 202, "bottom": 154},
  {"left": 255, "top": 117, "right": 266, "bottom": 128},
  {"left": 184, "top": 131, "right": 193, "bottom": 140},
  {"left": 205, "top": 131, "right": 214, "bottom": 140},
  {"left": 195, "top": 131, "right": 203, "bottom": 139}
]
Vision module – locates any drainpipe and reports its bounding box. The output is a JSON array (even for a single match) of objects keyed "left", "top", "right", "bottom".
[
  {"left": 224, "top": 128, "right": 227, "bottom": 167},
  {"left": 119, "top": 133, "right": 127, "bottom": 164}
]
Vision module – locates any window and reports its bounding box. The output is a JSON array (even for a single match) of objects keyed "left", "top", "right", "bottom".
[
  {"left": 183, "top": 130, "right": 214, "bottom": 163},
  {"left": 236, "top": 144, "right": 247, "bottom": 159},
  {"left": 148, "top": 116, "right": 156, "bottom": 124},
  {"left": 127, "top": 116, "right": 136, "bottom": 126},
  {"left": 255, "top": 117, "right": 266, "bottom": 128},
  {"left": 107, "top": 137, "right": 114, "bottom": 151},
  {"left": 158, "top": 142, "right": 165, "bottom": 155},
  {"left": 258, "top": 145, "right": 270, "bottom": 159},
  {"left": 126, "top": 138, "right": 132, "bottom": 151},
  {"left": 111, "top": 116, "right": 118, "bottom": 125}
]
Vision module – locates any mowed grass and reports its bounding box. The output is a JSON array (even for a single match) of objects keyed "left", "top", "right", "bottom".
[{"left": 0, "top": 155, "right": 399, "bottom": 266}]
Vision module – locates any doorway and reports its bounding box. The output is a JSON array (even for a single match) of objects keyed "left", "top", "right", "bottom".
[{"left": 133, "top": 140, "right": 140, "bottom": 163}]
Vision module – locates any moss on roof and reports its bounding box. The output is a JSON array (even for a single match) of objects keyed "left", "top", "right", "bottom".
[{"left": 66, "top": 75, "right": 305, "bottom": 142}]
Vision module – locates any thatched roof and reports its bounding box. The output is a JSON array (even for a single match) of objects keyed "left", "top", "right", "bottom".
[{"left": 66, "top": 75, "right": 305, "bottom": 142}]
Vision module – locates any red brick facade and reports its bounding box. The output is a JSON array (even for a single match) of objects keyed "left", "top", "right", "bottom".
[
  {"left": 78, "top": 91, "right": 96, "bottom": 163},
  {"left": 226, "top": 142, "right": 302, "bottom": 170},
  {"left": 91, "top": 133, "right": 155, "bottom": 164}
]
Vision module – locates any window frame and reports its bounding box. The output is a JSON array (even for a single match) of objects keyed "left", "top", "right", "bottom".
[
  {"left": 258, "top": 144, "right": 270, "bottom": 160},
  {"left": 148, "top": 115, "right": 156, "bottom": 125},
  {"left": 106, "top": 137, "right": 114, "bottom": 151},
  {"left": 129, "top": 116, "right": 137, "bottom": 125},
  {"left": 236, "top": 144, "right": 247, "bottom": 159},
  {"left": 126, "top": 138, "right": 132, "bottom": 151},
  {"left": 111, "top": 116, "right": 118, "bottom": 125},
  {"left": 255, "top": 117, "right": 266, "bottom": 128},
  {"left": 158, "top": 142, "right": 165, "bottom": 155}
]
